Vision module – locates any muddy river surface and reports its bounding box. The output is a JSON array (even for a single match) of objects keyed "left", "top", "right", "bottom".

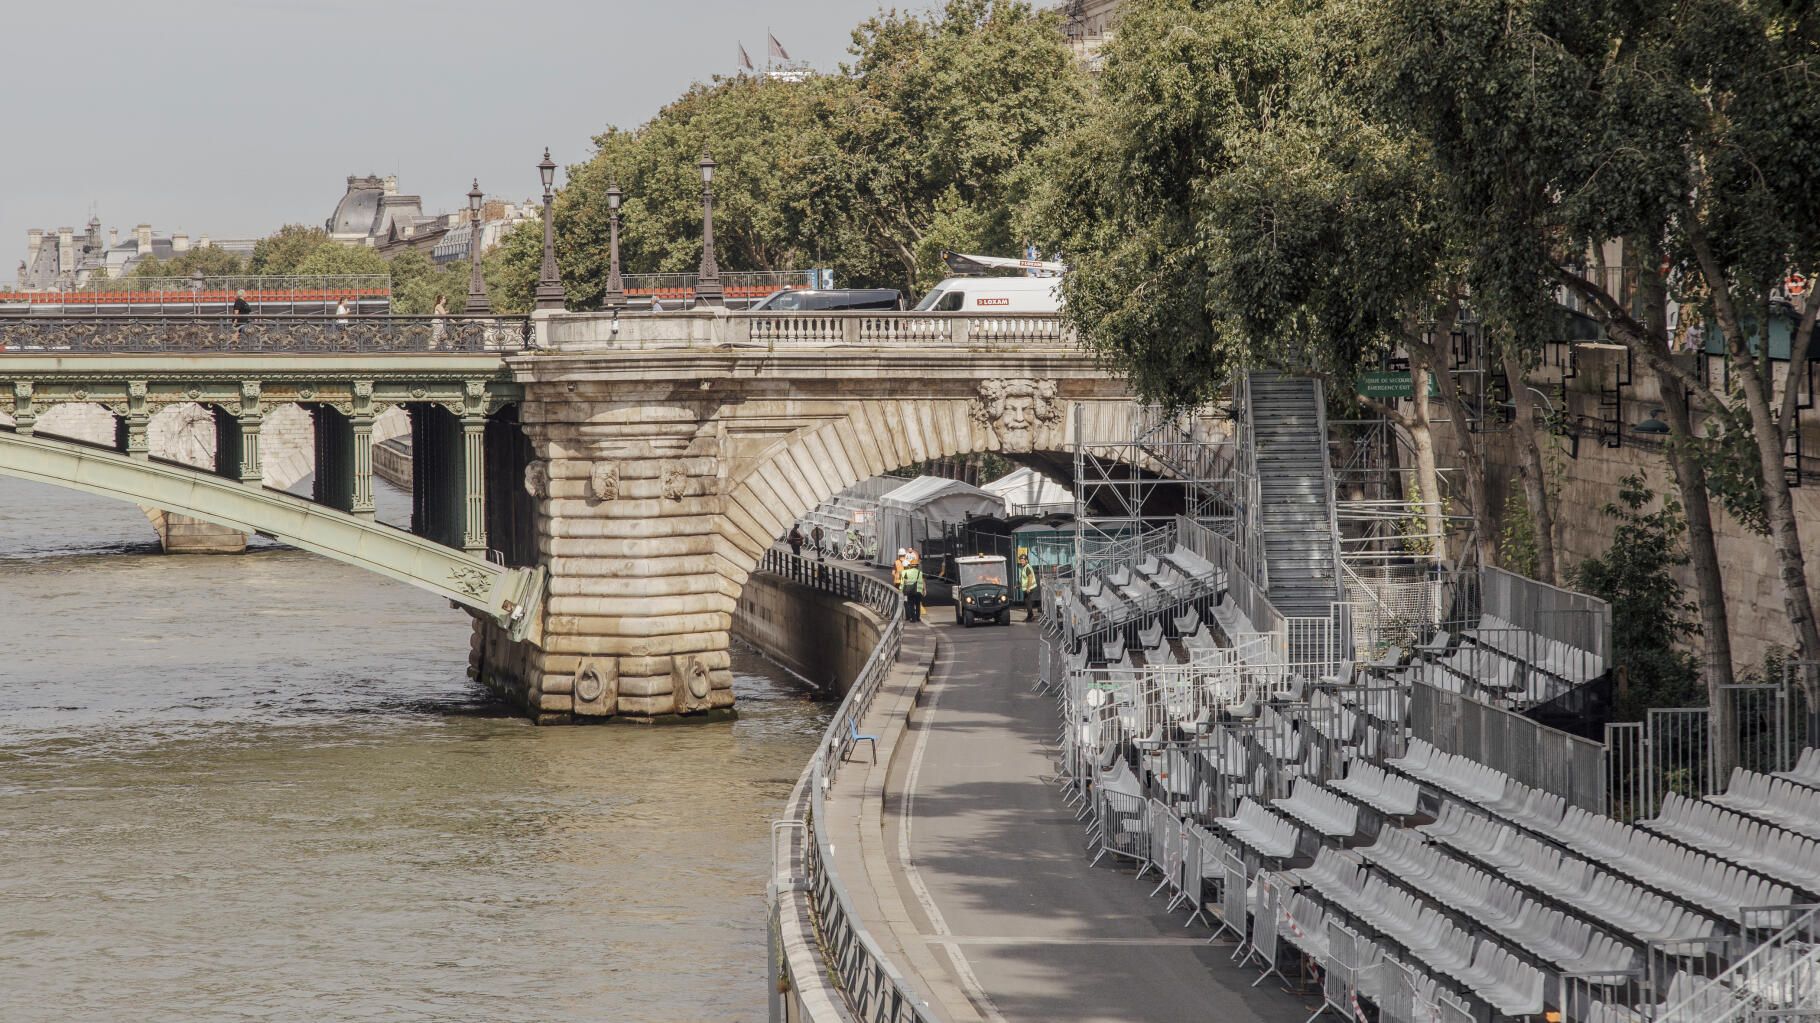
[{"left": 0, "top": 476, "right": 825, "bottom": 1022}]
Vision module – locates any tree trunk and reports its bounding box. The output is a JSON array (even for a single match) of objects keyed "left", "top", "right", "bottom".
[
  {"left": 1659, "top": 374, "right": 1740, "bottom": 774},
  {"left": 1408, "top": 362, "right": 1449, "bottom": 562},
  {"left": 1636, "top": 252, "right": 1739, "bottom": 776},
  {"left": 1422, "top": 315, "right": 1496, "bottom": 568},
  {"left": 1693, "top": 237, "right": 1820, "bottom": 677},
  {"left": 1503, "top": 350, "right": 1559, "bottom": 584}
]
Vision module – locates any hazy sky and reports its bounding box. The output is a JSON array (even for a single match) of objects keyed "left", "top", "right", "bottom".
[{"left": 0, "top": 0, "right": 914, "bottom": 266}]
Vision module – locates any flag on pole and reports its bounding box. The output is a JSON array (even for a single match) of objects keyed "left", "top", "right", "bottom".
[
  {"left": 768, "top": 32, "right": 790, "bottom": 60},
  {"left": 738, "top": 43, "right": 754, "bottom": 72}
]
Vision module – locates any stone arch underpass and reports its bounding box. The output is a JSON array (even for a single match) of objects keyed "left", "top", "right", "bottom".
[
  {"left": 0, "top": 428, "right": 543, "bottom": 638},
  {"left": 471, "top": 342, "right": 1159, "bottom": 723}
]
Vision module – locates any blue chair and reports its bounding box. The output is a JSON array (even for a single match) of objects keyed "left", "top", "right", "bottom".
[{"left": 845, "top": 715, "right": 879, "bottom": 764}]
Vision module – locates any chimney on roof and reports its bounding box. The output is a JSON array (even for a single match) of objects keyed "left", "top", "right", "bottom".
[
  {"left": 27, "top": 229, "right": 43, "bottom": 259},
  {"left": 383, "top": 175, "right": 398, "bottom": 196},
  {"left": 135, "top": 224, "right": 153, "bottom": 252},
  {"left": 58, "top": 228, "right": 75, "bottom": 269},
  {"left": 108, "top": 228, "right": 119, "bottom": 247},
  {"left": 171, "top": 233, "right": 190, "bottom": 253},
  {"left": 198, "top": 234, "right": 211, "bottom": 248}
]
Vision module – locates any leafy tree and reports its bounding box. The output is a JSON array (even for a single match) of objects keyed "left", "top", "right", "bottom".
[
  {"left": 291, "top": 242, "right": 389, "bottom": 277},
  {"left": 1572, "top": 473, "right": 1702, "bottom": 719},
  {"left": 134, "top": 244, "right": 246, "bottom": 278},
  {"left": 496, "top": 0, "right": 1087, "bottom": 307},
  {"left": 481, "top": 222, "right": 540, "bottom": 314},
  {"left": 1020, "top": 0, "right": 1515, "bottom": 562},
  {"left": 250, "top": 225, "right": 332, "bottom": 275},
  {"left": 386, "top": 249, "right": 471, "bottom": 316},
  {"left": 1360, "top": 0, "right": 1820, "bottom": 762}
]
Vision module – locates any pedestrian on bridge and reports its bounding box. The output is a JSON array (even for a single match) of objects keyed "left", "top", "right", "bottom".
[
  {"left": 788, "top": 524, "right": 804, "bottom": 558},
  {"left": 431, "top": 294, "right": 449, "bottom": 349},
  {"left": 900, "top": 558, "right": 925, "bottom": 623},
  {"left": 811, "top": 524, "right": 825, "bottom": 561},
  {"left": 230, "top": 290, "right": 252, "bottom": 337}
]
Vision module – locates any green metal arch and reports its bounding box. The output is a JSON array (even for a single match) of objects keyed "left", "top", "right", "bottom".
[{"left": 0, "top": 429, "right": 542, "bottom": 639}]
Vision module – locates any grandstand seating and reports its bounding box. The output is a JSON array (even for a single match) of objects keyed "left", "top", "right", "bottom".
[{"left": 1050, "top": 531, "right": 1818, "bottom": 1023}]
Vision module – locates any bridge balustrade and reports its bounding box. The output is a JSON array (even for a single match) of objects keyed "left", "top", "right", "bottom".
[
  {"left": 0, "top": 314, "right": 532, "bottom": 354},
  {"left": 741, "top": 310, "right": 1070, "bottom": 346}
]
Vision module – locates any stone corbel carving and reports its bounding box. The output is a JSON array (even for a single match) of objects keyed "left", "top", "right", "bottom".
[
  {"left": 571, "top": 657, "right": 619, "bottom": 717},
  {"left": 524, "top": 462, "right": 550, "bottom": 498},
  {"left": 660, "top": 462, "right": 687, "bottom": 502},
  {"left": 589, "top": 462, "right": 620, "bottom": 503},
  {"left": 970, "top": 377, "right": 1063, "bottom": 454},
  {"left": 672, "top": 654, "right": 713, "bottom": 713}
]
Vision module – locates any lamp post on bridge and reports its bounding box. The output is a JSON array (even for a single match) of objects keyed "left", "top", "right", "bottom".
[
  {"left": 694, "top": 151, "right": 724, "bottom": 307},
  {"left": 465, "top": 179, "right": 492, "bottom": 315},
  {"left": 603, "top": 179, "right": 626, "bottom": 309},
  {"left": 533, "top": 148, "right": 567, "bottom": 311}
]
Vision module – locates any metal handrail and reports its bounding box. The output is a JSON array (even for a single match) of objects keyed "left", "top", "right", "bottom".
[{"left": 761, "top": 549, "right": 938, "bottom": 1023}]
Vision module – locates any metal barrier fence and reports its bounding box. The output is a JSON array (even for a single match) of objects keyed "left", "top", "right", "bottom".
[
  {"left": 1480, "top": 565, "right": 1612, "bottom": 669},
  {"left": 0, "top": 314, "right": 532, "bottom": 354},
  {"left": 1, "top": 274, "right": 392, "bottom": 312},
  {"left": 1409, "top": 677, "right": 1607, "bottom": 811},
  {"left": 1605, "top": 678, "right": 1811, "bottom": 822},
  {"left": 759, "top": 549, "right": 936, "bottom": 1023},
  {"left": 622, "top": 269, "right": 821, "bottom": 305}
]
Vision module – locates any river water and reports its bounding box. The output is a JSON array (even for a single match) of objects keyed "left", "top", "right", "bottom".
[{"left": 0, "top": 476, "right": 826, "bottom": 1022}]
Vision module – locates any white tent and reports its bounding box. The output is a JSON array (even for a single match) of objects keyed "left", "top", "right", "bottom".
[
  {"left": 873, "top": 476, "right": 1003, "bottom": 566},
  {"left": 980, "top": 467, "right": 1074, "bottom": 517}
]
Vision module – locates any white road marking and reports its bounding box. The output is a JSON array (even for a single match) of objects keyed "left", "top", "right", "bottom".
[{"left": 899, "top": 636, "right": 1010, "bottom": 1023}]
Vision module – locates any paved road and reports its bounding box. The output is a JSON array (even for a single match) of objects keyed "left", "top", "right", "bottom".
[{"left": 880, "top": 615, "right": 1318, "bottom": 1023}]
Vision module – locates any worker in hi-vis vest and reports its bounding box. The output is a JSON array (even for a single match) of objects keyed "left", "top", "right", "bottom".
[
  {"left": 899, "top": 559, "right": 925, "bottom": 623},
  {"left": 1019, "top": 552, "right": 1038, "bottom": 621}
]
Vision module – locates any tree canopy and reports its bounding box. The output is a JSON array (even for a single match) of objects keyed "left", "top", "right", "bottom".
[{"left": 492, "top": 0, "right": 1090, "bottom": 309}]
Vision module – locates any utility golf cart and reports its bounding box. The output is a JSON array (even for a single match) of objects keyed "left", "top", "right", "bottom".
[{"left": 954, "top": 554, "right": 1011, "bottom": 627}]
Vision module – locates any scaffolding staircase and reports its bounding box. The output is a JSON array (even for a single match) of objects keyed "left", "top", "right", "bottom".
[{"left": 1244, "top": 372, "right": 1346, "bottom": 619}]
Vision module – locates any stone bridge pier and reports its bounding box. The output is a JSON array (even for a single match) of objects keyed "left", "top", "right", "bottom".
[{"left": 472, "top": 327, "right": 1138, "bottom": 723}]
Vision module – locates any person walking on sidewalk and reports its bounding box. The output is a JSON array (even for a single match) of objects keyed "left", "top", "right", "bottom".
[
  {"left": 900, "top": 558, "right": 925, "bottom": 623},
  {"left": 1019, "top": 552, "right": 1038, "bottom": 621},
  {"left": 787, "top": 524, "right": 805, "bottom": 558},
  {"left": 811, "top": 524, "right": 825, "bottom": 560}
]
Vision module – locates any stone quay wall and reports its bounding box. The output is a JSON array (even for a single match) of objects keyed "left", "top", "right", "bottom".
[
  {"left": 1443, "top": 365, "right": 1820, "bottom": 673},
  {"left": 733, "top": 570, "right": 884, "bottom": 699}
]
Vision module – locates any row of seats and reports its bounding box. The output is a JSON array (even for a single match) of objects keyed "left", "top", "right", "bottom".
[
  {"left": 1296, "top": 847, "right": 1548, "bottom": 1017},
  {"left": 1212, "top": 797, "right": 1300, "bottom": 860},
  {"left": 1271, "top": 778, "right": 1359, "bottom": 838},
  {"left": 1470, "top": 612, "right": 1605, "bottom": 684},
  {"left": 1421, "top": 802, "right": 1720, "bottom": 943},
  {"left": 1331, "top": 760, "right": 1421, "bottom": 817},
  {"left": 1708, "top": 766, "right": 1820, "bottom": 839},
  {"left": 1644, "top": 791, "right": 1820, "bottom": 891},
  {"left": 1358, "top": 827, "right": 1637, "bottom": 979},
  {"left": 1392, "top": 738, "right": 1798, "bottom": 920}
]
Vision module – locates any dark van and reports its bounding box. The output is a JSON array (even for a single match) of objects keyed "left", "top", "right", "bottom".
[{"left": 750, "top": 288, "right": 905, "bottom": 311}]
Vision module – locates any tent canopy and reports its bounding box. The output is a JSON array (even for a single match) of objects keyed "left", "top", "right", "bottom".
[
  {"left": 874, "top": 475, "right": 1004, "bottom": 565},
  {"left": 979, "top": 466, "right": 1074, "bottom": 516}
]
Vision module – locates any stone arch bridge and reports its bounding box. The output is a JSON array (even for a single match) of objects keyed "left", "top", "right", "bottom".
[{"left": 0, "top": 310, "right": 1146, "bottom": 720}]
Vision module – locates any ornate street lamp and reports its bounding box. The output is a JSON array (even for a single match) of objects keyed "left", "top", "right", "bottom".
[
  {"left": 533, "top": 148, "right": 566, "bottom": 311},
  {"left": 603, "top": 178, "right": 626, "bottom": 308},
  {"left": 694, "top": 150, "right": 724, "bottom": 306},
  {"left": 465, "top": 179, "right": 492, "bottom": 315}
]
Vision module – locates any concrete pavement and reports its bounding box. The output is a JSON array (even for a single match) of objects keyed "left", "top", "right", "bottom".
[{"left": 835, "top": 610, "right": 1319, "bottom": 1023}]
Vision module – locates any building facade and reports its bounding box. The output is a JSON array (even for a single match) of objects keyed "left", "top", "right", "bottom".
[{"left": 18, "top": 218, "right": 255, "bottom": 290}]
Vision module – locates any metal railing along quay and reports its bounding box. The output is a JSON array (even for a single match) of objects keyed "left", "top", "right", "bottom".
[
  {"left": 0, "top": 314, "right": 533, "bottom": 354},
  {"left": 762, "top": 549, "right": 938, "bottom": 1023}
]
